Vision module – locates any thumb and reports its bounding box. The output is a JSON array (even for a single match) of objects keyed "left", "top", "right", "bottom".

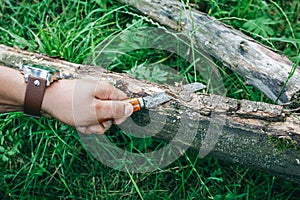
[{"left": 95, "top": 100, "right": 133, "bottom": 121}]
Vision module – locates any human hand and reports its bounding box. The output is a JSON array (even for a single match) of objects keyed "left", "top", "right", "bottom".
[{"left": 42, "top": 79, "right": 133, "bottom": 134}]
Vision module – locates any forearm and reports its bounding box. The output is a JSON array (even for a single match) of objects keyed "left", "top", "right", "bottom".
[{"left": 0, "top": 66, "right": 26, "bottom": 113}]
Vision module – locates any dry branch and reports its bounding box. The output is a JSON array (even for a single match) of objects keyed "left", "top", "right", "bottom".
[
  {"left": 0, "top": 44, "right": 300, "bottom": 183},
  {"left": 119, "top": 0, "right": 300, "bottom": 104}
]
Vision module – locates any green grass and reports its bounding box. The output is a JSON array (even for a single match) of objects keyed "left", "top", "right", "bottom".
[{"left": 1, "top": 0, "right": 300, "bottom": 199}]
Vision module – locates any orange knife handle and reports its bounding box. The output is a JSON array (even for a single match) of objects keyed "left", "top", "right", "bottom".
[
  {"left": 127, "top": 98, "right": 141, "bottom": 112},
  {"left": 98, "top": 98, "right": 141, "bottom": 123}
]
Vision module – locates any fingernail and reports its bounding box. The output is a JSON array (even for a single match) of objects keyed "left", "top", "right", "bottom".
[
  {"left": 102, "top": 120, "right": 112, "bottom": 128},
  {"left": 124, "top": 103, "right": 133, "bottom": 116}
]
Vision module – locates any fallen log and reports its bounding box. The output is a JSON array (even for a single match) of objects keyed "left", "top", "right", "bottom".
[
  {"left": 119, "top": 0, "right": 300, "bottom": 104},
  {"left": 0, "top": 44, "right": 300, "bottom": 183}
]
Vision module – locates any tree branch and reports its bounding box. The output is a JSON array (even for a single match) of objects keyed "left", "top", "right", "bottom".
[
  {"left": 119, "top": 0, "right": 300, "bottom": 104},
  {"left": 1, "top": 44, "right": 300, "bottom": 183}
]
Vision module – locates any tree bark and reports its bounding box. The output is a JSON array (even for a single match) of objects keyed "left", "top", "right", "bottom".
[
  {"left": 119, "top": 0, "right": 300, "bottom": 104},
  {"left": 0, "top": 44, "right": 300, "bottom": 183}
]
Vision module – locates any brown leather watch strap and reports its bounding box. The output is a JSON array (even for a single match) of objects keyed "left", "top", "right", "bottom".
[{"left": 24, "top": 76, "right": 47, "bottom": 117}]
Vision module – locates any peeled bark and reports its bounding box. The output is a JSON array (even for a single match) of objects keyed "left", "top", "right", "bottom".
[
  {"left": 0, "top": 44, "right": 300, "bottom": 183},
  {"left": 119, "top": 0, "right": 300, "bottom": 104}
]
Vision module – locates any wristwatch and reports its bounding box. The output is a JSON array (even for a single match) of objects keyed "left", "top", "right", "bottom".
[{"left": 20, "top": 64, "right": 61, "bottom": 117}]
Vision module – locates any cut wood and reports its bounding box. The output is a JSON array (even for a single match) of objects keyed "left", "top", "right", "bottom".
[
  {"left": 119, "top": 0, "right": 300, "bottom": 104},
  {"left": 0, "top": 44, "right": 299, "bottom": 183}
]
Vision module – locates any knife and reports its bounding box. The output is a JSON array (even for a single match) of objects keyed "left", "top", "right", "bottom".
[
  {"left": 98, "top": 82, "right": 206, "bottom": 123},
  {"left": 127, "top": 82, "right": 206, "bottom": 112}
]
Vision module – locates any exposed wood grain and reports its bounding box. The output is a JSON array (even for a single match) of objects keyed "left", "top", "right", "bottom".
[
  {"left": 1, "top": 44, "right": 300, "bottom": 183},
  {"left": 119, "top": 0, "right": 300, "bottom": 104}
]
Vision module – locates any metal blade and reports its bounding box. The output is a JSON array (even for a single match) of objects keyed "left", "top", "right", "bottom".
[
  {"left": 141, "top": 82, "right": 206, "bottom": 109},
  {"left": 143, "top": 92, "right": 172, "bottom": 109},
  {"left": 183, "top": 82, "right": 206, "bottom": 93}
]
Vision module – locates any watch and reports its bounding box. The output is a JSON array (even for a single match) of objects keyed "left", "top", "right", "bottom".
[{"left": 20, "top": 64, "right": 61, "bottom": 117}]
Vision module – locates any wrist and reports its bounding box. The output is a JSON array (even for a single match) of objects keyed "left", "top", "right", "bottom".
[
  {"left": 41, "top": 79, "right": 63, "bottom": 115},
  {"left": 20, "top": 64, "right": 61, "bottom": 117},
  {"left": 0, "top": 66, "right": 26, "bottom": 111}
]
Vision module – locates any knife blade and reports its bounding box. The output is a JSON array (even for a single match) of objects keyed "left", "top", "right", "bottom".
[
  {"left": 127, "top": 92, "right": 172, "bottom": 112},
  {"left": 98, "top": 82, "right": 206, "bottom": 123},
  {"left": 124, "top": 82, "right": 206, "bottom": 112}
]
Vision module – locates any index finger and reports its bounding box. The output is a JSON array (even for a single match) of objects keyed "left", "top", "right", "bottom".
[{"left": 95, "top": 81, "right": 127, "bottom": 100}]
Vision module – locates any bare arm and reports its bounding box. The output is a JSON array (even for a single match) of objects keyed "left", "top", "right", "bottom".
[
  {"left": 0, "top": 65, "right": 133, "bottom": 134},
  {"left": 0, "top": 66, "right": 26, "bottom": 113}
]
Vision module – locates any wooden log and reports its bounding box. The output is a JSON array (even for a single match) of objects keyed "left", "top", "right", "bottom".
[
  {"left": 0, "top": 44, "right": 300, "bottom": 183},
  {"left": 119, "top": 0, "right": 300, "bottom": 104}
]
